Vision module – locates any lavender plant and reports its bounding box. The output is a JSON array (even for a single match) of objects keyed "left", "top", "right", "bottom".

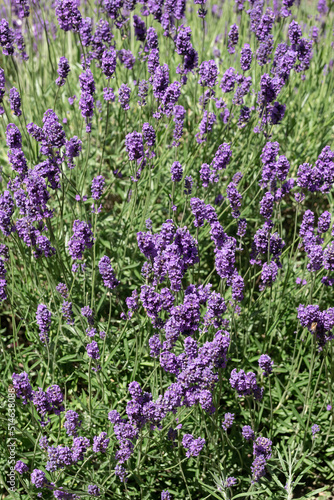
[{"left": 0, "top": 0, "right": 334, "bottom": 498}]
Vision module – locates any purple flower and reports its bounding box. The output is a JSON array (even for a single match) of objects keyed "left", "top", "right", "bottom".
[
  {"left": 230, "top": 369, "right": 263, "bottom": 400},
  {"left": 253, "top": 436, "right": 272, "bottom": 459},
  {"left": 311, "top": 424, "right": 320, "bottom": 436},
  {"left": 56, "top": 57, "right": 70, "bottom": 86},
  {"left": 196, "top": 111, "right": 216, "bottom": 143},
  {"left": 184, "top": 176, "right": 193, "bottom": 195},
  {"left": 270, "top": 102, "right": 286, "bottom": 125},
  {"left": 68, "top": 220, "right": 94, "bottom": 260},
  {"left": 93, "top": 432, "right": 109, "bottom": 453},
  {"left": 220, "top": 67, "right": 237, "bottom": 93},
  {"left": 65, "top": 136, "right": 82, "bottom": 169},
  {"left": 133, "top": 15, "right": 146, "bottom": 41},
  {"left": 251, "top": 455, "right": 267, "bottom": 483},
  {"left": 258, "top": 354, "right": 273, "bottom": 376},
  {"left": 240, "top": 43, "right": 252, "bottom": 71},
  {"left": 200, "top": 163, "right": 211, "bottom": 187},
  {"left": 171, "top": 161, "right": 183, "bottom": 182},
  {"left": 86, "top": 341, "right": 100, "bottom": 360},
  {"left": 138, "top": 80, "right": 149, "bottom": 106},
  {"left": 317, "top": 0, "right": 328, "bottom": 15},
  {"left": 72, "top": 436, "right": 90, "bottom": 461},
  {"left": 118, "top": 84, "right": 131, "bottom": 111},
  {"left": 222, "top": 412, "right": 235, "bottom": 431},
  {"left": 125, "top": 131, "right": 144, "bottom": 162},
  {"left": 31, "top": 469, "right": 48, "bottom": 488},
  {"left": 152, "top": 64, "right": 169, "bottom": 99},
  {"left": 36, "top": 304, "right": 52, "bottom": 343},
  {"left": 9, "top": 87, "right": 22, "bottom": 117},
  {"left": 225, "top": 477, "right": 237, "bottom": 487},
  {"left": 161, "top": 491, "right": 172, "bottom": 500},
  {"left": 198, "top": 60, "right": 219, "bottom": 87},
  {"left": 226, "top": 182, "right": 242, "bottom": 218},
  {"left": 147, "top": 27, "right": 158, "bottom": 50},
  {"left": 98, "top": 256, "right": 119, "bottom": 289},
  {"left": 115, "top": 464, "right": 128, "bottom": 482},
  {"left": 318, "top": 211, "right": 331, "bottom": 234},
  {"left": 64, "top": 410, "right": 81, "bottom": 437},
  {"left": 88, "top": 485, "right": 100, "bottom": 496},
  {"left": 0, "top": 19, "right": 15, "bottom": 56},
  {"left": 91, "top": 176, "right": 105, "bottom": 200},
  {"left": 228, "top": 24, "right": 239, "bottom": 54},
  {"left": 101, "top": 48, "right": 117, "bottom": 79},
  {"left": 15, "top": 461, "right": 29, "bottom": 474},
  {"left": 142, "top": 123, "right": 156, "bottom": 148},
  {"left": 182, "top": 434, "right": 205, "bottom": 457},
  {"left": 260, "top": 261, "right": 278, "bottom": 290},
  {"left": 259, "top": 192, "right": 274, "bottom": 220},
  {"left": 242, "top": 425, "right": 255, "bottom": 441},
  {"left": 79, "top": 70, "right": 95, "bottom": 133},
  {"left": 12, "top": 372, "right": 33, "bottom": 404},
  {"left": 55, "top": 0, "right": 82, "bottom": 32}
]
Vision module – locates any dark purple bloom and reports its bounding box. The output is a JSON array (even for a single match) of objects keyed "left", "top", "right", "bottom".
[
  {"left": 93, "top": 432, "right": 109, "bottom": 453},
  {"left": 175, "top": 25, "right": 192, "bottom": 56},
  {"left": 259, "top": 192, "right": 274, "bottom": 220},
  {"left": 15, "top": 461, "right": 29, "bottom": 474},
  {"left": 184, "top": 176, "right": 193, "bottom": 195},
  {"left": 196, "top": 111, "right": 216, "bottom": 143},
  {"left": 36, "top": 304, "right": 51, "bottom": 343},
  {"left": 31, "top": 469, "right": 48, "bottom": 488},
  {"left": 288, "top": 20, "right": 302, "bottom": 44},
  {"left": 103, "top": 87, "right": 115, "bottom": 102},
  {"left": 65, "top": 136, "right": 82, "bottom": 168},
  {"left": 270, "top": 101, "right": 286, "bottom": 125},
  {"left": 138, "top": 80, "right": 149, "bottom": 106},
  {"left": 258, "top": 354, "right": 273, "bottom": 376},
  {"left": 142, "top": 123, "right": 156, "bottom": 148},
  {"left": 9, "top": 87, "right": 22, "bottom": 117},
  {"left": 68, "top": 220, "right": 94, "bottom": 260},
  {"left": 133, "top": 15, "right": 146, "bottom": 42},
  {"left": 240, "top": 43, "right": 252, "bottom": 71},
  {"left": 171, "top": 161, "right": 183, "bottom": 182},
  {"left": 125, "top": 131, "right": 144, "bottom": 161},
  {"left": 118, "top": 84, "right": 131, "bottom": 111},
  {"left": 79, "top": 70, "right": 95, "bottom": 133},
  {"left": 317, "top": 211, "right": 331, "bottom": 234},
  {"left": 198, "top": 60, "right": 219, "bottom": 87},
  {"left": 56, "top": 57, "right": 70, "bottom": 86},
  {"left": 251, "top": 456, "right": 267, "bottom": 483},
  {"left": 64, "top": 410, "right": 81, "bottom": 436},
  {"left": 147, "top": 27, "right": 158, "bottom": 50},
  {"left": 228, "top": 24, "right": 239, "bottom": 54},
  {"left": 0, "top": 19, "right": 15, "bottom": 56},
  {"left": 220, "top": 67, "right": 236, "bottom": 93},
  {"left": 86, "top": 340, "right": 100, "bottom": 360},
  {"left": 55, "top": 0, "right": 82, "bottom": 32},
  {"left": 98, "top": 255, "right": 119, "bottom": 289},
  {"left": 152, "top": 64, "right": 169, "bottom": 99},
  {"left": 101, "top": 48, "right": 117, "bottom": 79},
  {"left": 91, "top": 176, "right": 105, "bottom": 200},
  {"left": 260, "top": 261, "right": 278, "bottom": 290},
  {"left": 226, "top": 183, "right": 242, "bottom": 218},
  {"left": 230, "top": 368, "right": 263, "bottom": 400},
  {"left": 12, "top": 372, "right": 33, "bottom": 404}
]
